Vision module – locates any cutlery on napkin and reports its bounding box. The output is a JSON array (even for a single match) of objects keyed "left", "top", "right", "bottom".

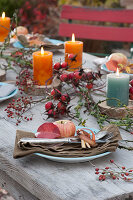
[
  {"left": 13, "top": 124, "right": 122, "bottom": 159},
  {"left": 19, "top": 132, "right": 114, "bottom": 145},
  {"left": 0, "top": 84, "right": 16, "bottom": 98}
]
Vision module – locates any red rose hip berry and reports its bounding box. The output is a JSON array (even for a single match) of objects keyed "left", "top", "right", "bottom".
[
  {"left": 53, "top": 62, "right": 61, "bottom": 70},
  {"left": 61, "top": 62, "right": 68, "bottom": 69},
  {"left": 51, "top": 89, "right": 61, "bottom": 100},
  {"left": 86, "top": 83, "right": 93, "bottom": 90},
  {"left": 68, "top": 54, "right": 77, "bottom": 61},
  {"left": 45, "top": 102, "right": 54, "bottom": 111},
  {"left": 130, "top": 79, "right": 133, "bottom": 87},
  {"left": 47, "top": 109, "right": 56, "bottom": 118},
  {"left": 51, "top": 89, "right": 56, "bottom": 96},
  {"left": 68, "top": 54, "right": 75, "bottom": 59},
  {"left": 74, "top": 72, "right": 82, "bottom": 79},
  {"left": 68, "top": 72, "right": 74, "bottom": 80},
  {"left": 57, "top": 102, "right": 66, "bottom": 111},
  {"left": 60, "top": 74, "right": 68, "bottom": 82},
  {"left": 129, "top": 87, "right": 133, "bottom": 95},
  {"left": 61, "top": 94, "right": 70, "bottom": 103}
]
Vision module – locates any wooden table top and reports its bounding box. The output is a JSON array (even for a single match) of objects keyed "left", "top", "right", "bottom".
[{"left": 0, "top": 50, "right": 133, "bottom": 200}]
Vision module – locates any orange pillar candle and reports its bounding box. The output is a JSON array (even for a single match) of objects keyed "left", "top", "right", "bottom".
[
  {"left": 33, "top": 47, "right": 53, "bottom": 85},
  {"left": 0, "top": 12, "right": 10, "bottom": 42},
  {"left": 65, "top": 33, "right": 83, "bottom": 71}
]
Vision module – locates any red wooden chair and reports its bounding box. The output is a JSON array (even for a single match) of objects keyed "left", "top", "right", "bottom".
[{"left": 59, "top": 5, "right": 133, "bottom": 57}]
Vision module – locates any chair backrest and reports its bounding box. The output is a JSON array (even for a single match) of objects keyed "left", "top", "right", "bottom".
[{"left": 59, "top": 5, "right": 133, "bottom": 42}]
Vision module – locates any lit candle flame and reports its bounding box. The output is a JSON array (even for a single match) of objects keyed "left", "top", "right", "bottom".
[
  {"left": 72, "top": 33, "right": 75, "bottom": 42},
  {"left": 41, "top": 47, "right": 44, "bottom": 55},
  {"left": 2, "top": 12, "right": 5, "bottom": 19},
  {"left": 116, "top": 68, "right": 119, "bottom": 76}
]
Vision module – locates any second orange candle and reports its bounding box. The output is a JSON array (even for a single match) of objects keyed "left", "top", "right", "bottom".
[
  {"left": 65, "top": 34, "right": 83, "bottom": 71},
  {"left": 33, "top": 48, "right": 53, "bottom": 85}
]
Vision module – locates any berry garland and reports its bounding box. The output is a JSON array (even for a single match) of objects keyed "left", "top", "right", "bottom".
[
  {"left": 95, "top": 159, "right": 133, "bottom": 182},
  {"left": 1, "top": 48, "right": 104, "bottom": 125}
]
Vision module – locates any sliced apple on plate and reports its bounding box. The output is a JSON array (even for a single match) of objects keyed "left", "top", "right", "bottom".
[
  {"left": 106, "top": 60, "right": 118, "bottom": 71},
  {"left": 35, "top": 122, "right": 60, "bottom": 139}
]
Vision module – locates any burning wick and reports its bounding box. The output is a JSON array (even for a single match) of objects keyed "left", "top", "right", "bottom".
[
  {"left": 116, "top": 68, "right": 119, "bottom": 76},
  {"left": 72, "top": 33, "right": 75, "bottom": 42},
  {"left": 41, "top": 47, "right": 44, "bottom": 55},
  {"left": 2, "top": 12, "right": 5, "bottom": 19}
]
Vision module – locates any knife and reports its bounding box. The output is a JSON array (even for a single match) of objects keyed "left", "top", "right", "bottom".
[
  {"left": 19, "top": 137, "right": 80, "bottom": 144},
  {"left": 19, "top": 136, "right": 111, "bottom": 145}
]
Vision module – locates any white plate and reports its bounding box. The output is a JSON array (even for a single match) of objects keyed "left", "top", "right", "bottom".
[
  {"left": 0, "top": 82, "right": 18, "bottom": 102},
  {"left": 35, "top": 126, "right": 111, "bottom": 163}
]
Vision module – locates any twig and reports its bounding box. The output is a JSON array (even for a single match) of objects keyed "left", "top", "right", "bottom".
[
  {"left": 0, "top": 25, "right": 9, "bottom": 30},
  {"left": 118, "top": 145, "right": 133, "bottom": 151}
]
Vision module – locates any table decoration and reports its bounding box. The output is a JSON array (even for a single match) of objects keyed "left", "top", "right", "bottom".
[
  {"left": 33, "top": 47, "right": 53, "bottom": 85},
  {"left": 108, "top": 53, "right": 128, "bottom": 66},
  {"left": 14, "top": 26, "right": 29, "bottom": 36},
  {"left": 98, "top": 100, "right": 133, "bottom": 119},
  {"left": 95, "top": 159, "right": 133, "bottom": 182},
  {"left": 10, "top": 25, "right": 64, "bottom": 50},
  {"left": 23, "top": 75, "right": 61, "bottom": 96},
  {"left": 101, "top": 63, "right": 133, "bottom": 79},
  {"left": 1, "top": 48, "right": 133, "bottom": 131},
  {"left": 99, "top": 53, "right": 133, "bottom": 82},
  {"left": 1, "top": 15, "right": 133, "bottom": 200},
  {"left": 0, "top": 12, "right": 10, "bottom": 42},
  {"left": 13, "top": 124, "right": 121, "bottom": 163},
  {"left": 13, "top": 34, "right": 64, "bottom": 50},
  {"left": 107, "top": 68, "right": 129, "bottom": 107},
  {"left": 64, "top": 33, "right": 83, "bottom": 71},
  {"left": 105, "top": 53, "right": 128, "bottom": 72}
]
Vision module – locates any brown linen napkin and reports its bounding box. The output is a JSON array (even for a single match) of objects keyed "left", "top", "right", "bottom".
[{"left": 13, "top": 124, "right": 122, "bottom": 159}]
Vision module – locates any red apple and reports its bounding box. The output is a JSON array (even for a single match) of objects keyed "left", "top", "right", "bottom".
[
  {"left": 53, "top": 120, "right": 76, "bottom": 138},
  {"left": 108, "top": 53, "right": 128, "bottom": 65}
]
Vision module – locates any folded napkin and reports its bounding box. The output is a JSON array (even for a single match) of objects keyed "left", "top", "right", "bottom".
[
  {"left": 93, "top": 57, "right": 108, "bottom": 66},
  {"left": 0, "top": 84, "right": 16, "bottom": 98},
  {"left": 13, "top": 124, "right": 122, "bottom": 159}
]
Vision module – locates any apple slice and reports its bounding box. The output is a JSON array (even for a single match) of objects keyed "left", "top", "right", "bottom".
[
  {"left": 106, "top": 60, "right": 118, "bottom": 72},
  {"left": 36, "top": 122, "right": 61, "bottom": 139}
]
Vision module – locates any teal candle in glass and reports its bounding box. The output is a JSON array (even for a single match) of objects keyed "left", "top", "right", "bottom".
[{"left": 107, "top": 70, "right": 129, "bottom": 107}]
